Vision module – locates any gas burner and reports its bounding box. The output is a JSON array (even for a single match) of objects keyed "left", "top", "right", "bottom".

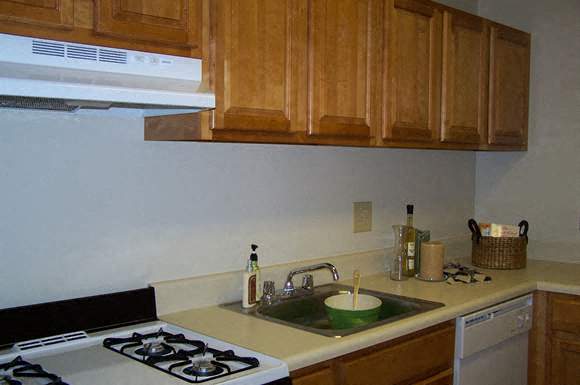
[
  {"left": 135, "top": 342, "right": 173, "bottom": 357},
  {"left": 104, "top": 328, "right": 261, "bottom": 383},
  {"left": 183, "top": 360, "right": 224, "bottom": 377}
]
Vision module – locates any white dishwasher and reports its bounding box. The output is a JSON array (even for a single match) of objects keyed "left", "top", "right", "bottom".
[{"left": 454, "top": 294, "right": 533, "bottom": 385}]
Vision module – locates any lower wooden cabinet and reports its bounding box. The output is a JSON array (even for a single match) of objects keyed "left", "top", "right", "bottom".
[
  {"left": 290, "top": 322, "right": 454, "bottom": 385},
  {"left": 529, "top": 291, "right": 580, "bottom": 385},
  {"left": 413, "top": 369, "right": 453, "bottom": 385},
  {"left": 292, "top": 365, "right": 337, "bottom": 385},
  {"left": 550, "top": 336, "right": 580, "bottom": 385}
]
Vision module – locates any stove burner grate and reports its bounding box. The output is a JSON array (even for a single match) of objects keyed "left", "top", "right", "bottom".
[
  {"left": 0, "top": 375, "right": 21, "bottom": 385},
  {"left": 0, "top": 356, "right": 69, "bottom": 385},
  {"left": 103, "top": 328, "right": 260, "bottom": 383}
]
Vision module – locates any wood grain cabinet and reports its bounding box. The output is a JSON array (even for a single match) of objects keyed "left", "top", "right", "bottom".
[
  {"left": 94, "top": 0, "right": 202, "bottom": 55},
  {"left": 212, "top": 0, "right": 306, "bottom": 135},
  {"left": 488, "top": 23, "right": 530, "bottom": 147},
  {"left": 529, "top": 292, "right": 580, "bottom": 385},
  {"left": 307, "top": 0, "right": 380, "bottom": 141},
  {"left": 292, "top": 364, "right": 337, "bottom": 385},
  {"left": 413, "top": 369, "right": 453, "bottom": 385},
  {"left": 0, "top": 0, "right": 74, "bottom": 29},
  {"left": 381, "top": 0, "right": 442, "bottom": 145},
  {"left": 548, "top": 293, "right": 580, "bottom": 385},
  {"left": 291, "top": 322, "right": 454, "bottom": 385},
  {"left": 550, "top": 336, "right": 580, "bottom": 385},
  {"left": 440, "top": 10, "right": 488, "bottom": 145},
  {"left": 211, "top": 0, "right": 379, "bottom": 145},
  {"left": 0, "top": 0, "right": 201, "bottom": 56}
]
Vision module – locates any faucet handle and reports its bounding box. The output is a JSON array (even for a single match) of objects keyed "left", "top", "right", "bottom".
[
  {"left": 261, "top": 281, "right": 276, "bottom": 305},
  {"left": 263, "top": 281, "right": 275, "bottom": 296},
  {"left": 302, "top": 274, "right": 314, "bottom": 291}
]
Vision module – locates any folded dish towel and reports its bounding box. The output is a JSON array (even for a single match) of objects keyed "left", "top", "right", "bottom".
[{"left": 443, "top": 262, "right": 492, "bottom": 285}]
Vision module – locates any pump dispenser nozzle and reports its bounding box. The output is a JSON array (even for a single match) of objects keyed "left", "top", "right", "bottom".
[{"left": 250, "top": 244, "right": 258, "bottom": 262}]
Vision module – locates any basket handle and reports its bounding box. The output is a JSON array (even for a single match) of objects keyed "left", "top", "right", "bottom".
[
  {"left": 518, "top": 220, "right": 529, "bottom": 243},
  {"left": 468, "top": 219, "right": 482, "bottom": 243}
]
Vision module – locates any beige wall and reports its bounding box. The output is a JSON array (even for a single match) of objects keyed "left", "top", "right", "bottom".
[
  {"left": 0, "top": 110, "right": 475, "bottom": 308},
  {"left": 476, "top": 0, "right": 580, "bottom": 262}
]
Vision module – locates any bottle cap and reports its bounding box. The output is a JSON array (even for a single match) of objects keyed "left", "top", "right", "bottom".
[
  {"left": 250, "top": 244, "right": 258, "bottom": 262},
  {"left": 406, "top": 204, "right": 414, "bottom": 214}
]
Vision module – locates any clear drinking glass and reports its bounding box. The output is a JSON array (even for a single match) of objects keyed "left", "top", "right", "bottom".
[{"left": 390, "top": 225, "right": 409, "bottom": 281}]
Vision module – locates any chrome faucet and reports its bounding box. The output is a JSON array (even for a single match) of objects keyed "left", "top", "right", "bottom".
[{"left": 282, "top": 263, "right": 340, "bottom": 296}]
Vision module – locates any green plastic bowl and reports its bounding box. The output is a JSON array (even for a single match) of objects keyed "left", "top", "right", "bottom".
[{"left": 324, "top": 293, "right": 382, "bottom": 329}]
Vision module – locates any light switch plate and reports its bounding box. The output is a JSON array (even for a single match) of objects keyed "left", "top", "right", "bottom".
[{"left": 353, "top": 201, "right": 372, "bottom": 233}]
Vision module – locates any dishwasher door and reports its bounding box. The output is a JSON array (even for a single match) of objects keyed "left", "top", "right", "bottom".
[{"left": 454, "top": 294, "right": 533, "bottom": 385}]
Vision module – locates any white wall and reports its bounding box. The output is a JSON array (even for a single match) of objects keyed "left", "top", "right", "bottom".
[
  {"left": 476, "top": 0, "right": 580, "bottom": 262},
  {"left": 0, "top": 110, "right": 475, "bottom": 308},
  {"left": 436, "top": 0, "right": 479, "bottom": 14}
]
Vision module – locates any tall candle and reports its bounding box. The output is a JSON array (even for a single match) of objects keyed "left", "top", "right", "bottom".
[{"left": 420, "top": 241, "right": 445, "bottom": 280}]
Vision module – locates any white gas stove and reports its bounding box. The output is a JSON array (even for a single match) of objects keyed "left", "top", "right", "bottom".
[{"left": 0, "top": 321, "right": 289, "bottom": 385}]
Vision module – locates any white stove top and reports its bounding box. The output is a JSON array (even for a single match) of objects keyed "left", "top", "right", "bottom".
[{"left": 0, "top": 322, "right": 288, "bottom": 385}]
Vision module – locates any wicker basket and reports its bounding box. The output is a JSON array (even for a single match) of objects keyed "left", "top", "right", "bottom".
[{"left": 468, "top": 219, "right": 529, "bottom": 270}]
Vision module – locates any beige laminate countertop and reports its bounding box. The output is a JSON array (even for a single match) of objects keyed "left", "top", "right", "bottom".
[{"left": 160, "top": 260, "right": 580, "bottom": 371}]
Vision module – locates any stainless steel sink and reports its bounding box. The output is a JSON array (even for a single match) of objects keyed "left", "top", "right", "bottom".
[{"left": 222, "top": 283, "right": 444, "bottom": 337}]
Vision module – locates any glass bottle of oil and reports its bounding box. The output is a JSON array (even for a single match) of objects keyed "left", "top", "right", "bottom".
[{"left": 404, "top": 204, "right": 416, "bottom": 276}]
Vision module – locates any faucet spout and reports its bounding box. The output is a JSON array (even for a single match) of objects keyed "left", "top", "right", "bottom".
[{"left": 282, "top": 263, "right": 340, "bottom": 296}]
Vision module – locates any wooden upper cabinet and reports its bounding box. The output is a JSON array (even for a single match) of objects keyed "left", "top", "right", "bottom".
[
  {"left": 94, "top": 0, "right": 202, "bottom": 55},
  {"left": 307, "top": 0, "right": 380, "bottom": 140},
  {"left": 0, "top": 0, "right": 73, "bottom": 29},
  {"left": 213, "top": 0, "right": 307, "bottom": 134},
  {"left": 382, "top": 0, "right": 442, "bottom": 143},
  {"left": 441, "top": 11, "right": 488, "bottom": 145},
  {"left": 488, "top": 23, "right": 530, "bottom": 146}
]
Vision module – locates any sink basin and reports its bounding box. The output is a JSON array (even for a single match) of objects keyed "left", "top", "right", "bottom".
[{"left": 222, "top": 283, "right": 444, "bottom": 337}]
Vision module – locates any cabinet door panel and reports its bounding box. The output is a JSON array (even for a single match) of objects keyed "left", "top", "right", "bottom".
[
  {"left": 308, "top": 0, "right": 379, "bottom": 139},
  {"left": 488, "top": 24, "right": 530, "bottom": 146},
  {"left": 292, "top": 367, "right": 336, "bottom": 385},
  {"left": 550, "top": 337, "right": 580, "bottom": 385},
  {"left": 0, "top": 0, "right": 73, "bottom": 29},
  {"left": 214, "top": 0, "right": 306, "bottom": 133},
  {"left": 441, "top": 11, "right": 488, "bottom": 144},
  {"left": 338, "top": 323, "right": 454, "bottom": 385},
  {"left": 413, "top": 368, "right": 453, "bottom": 385},
  {"left": 550, "top": 293, "right": 580, "bottom": 335},
  {"left": 383, "top": 0, "right": 442, "bottom": 143},
  {"left": 95, "top": 0, "right": 201, "bottom": 54}
]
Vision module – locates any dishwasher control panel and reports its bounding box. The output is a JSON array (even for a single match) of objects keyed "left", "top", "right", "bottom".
[{"left": 456, "top": 294, "right": 533, "bottom": 359}]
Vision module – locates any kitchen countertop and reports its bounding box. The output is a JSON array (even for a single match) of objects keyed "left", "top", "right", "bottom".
[{"left": 160, "top": 259, "right": 580, "bottom": 371}]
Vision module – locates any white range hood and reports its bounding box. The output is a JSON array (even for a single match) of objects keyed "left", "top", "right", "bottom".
[{"left": 0, "top": 33, "right": 215, "bottom": 116}]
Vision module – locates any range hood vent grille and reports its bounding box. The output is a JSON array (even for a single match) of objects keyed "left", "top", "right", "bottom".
[
  {"left": 0, "top": 96, "right": 78, "bottom": 112},
  {"left": 32, "top": 40, "right": 127, "bottom": 64},
  {"left": 98, "top": 49, "right": 127, "bottom": 64},
  {"left": 67, "top": 45, "right": 98, "bottom": 61},
  {"left": 32, "top": 40, "right": 65, "bottom": 58}
]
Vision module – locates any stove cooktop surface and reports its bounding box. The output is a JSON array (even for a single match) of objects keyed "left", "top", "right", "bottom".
[
  {"left": 103, "top": 327, "right": 261, "bottom": 383},
  {"left": 0, "top": 322, "right": 289, "bottom": 385}
]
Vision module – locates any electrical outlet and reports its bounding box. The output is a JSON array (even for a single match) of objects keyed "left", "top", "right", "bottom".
[{"left": 353, "top": 201, "right": 372, "bottom": 233}]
